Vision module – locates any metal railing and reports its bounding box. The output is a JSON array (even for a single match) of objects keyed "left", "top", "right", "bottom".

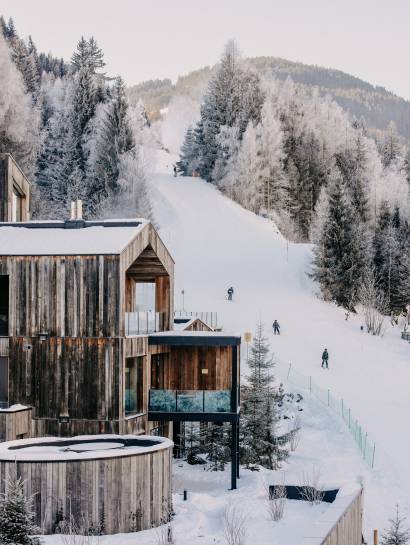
[
  {"left": 149, "top": 389, "right": 231, "bottom": 413},
  {"left": 125, "top": 311, "right": 163, "bottom": 336},
  {"left": 287, "top": 364, "right": 376, "bottom": 468},
  {"left": 174, "top": 310, "right": 218, "bottom": 329}
]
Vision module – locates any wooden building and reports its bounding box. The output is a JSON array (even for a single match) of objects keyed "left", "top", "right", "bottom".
[
  {"left": 0, "top": 154, "right": 30, "bottom": 222},
  {"left": 0, "top": 214, "right": 241, "bottom": 487}
]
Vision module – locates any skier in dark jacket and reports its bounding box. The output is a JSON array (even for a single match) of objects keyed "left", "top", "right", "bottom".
[
  {"left": 272, "top": 320, "right": 280, "bottom": 335},
  {"left": 321, "top": 348, "right": 329, "bottom": 369},
  {"left": 173, "top": 165, "right": 177, "bottom": 177},
  {"left": 227, "top": 287, "right": 234, "bottom": 301}
]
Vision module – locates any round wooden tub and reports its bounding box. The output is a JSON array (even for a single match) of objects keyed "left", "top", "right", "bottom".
[{"left": 0, "top": 434, "right": 173, "bottom": 534}]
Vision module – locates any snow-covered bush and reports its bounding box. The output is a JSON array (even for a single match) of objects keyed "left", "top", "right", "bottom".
[
  {"left": 298, "top": 468, "right": 325, "bottom": 506},
  {"left": 267, "top": 485, "right": 286, "bottom": 521},
  {"left": 380, "top": 505, "right": 410, "bottom": 545},
  {"left": 0, "top": 477, "right": 40, "bottom": 545},
  {"left": 223, "top": 504, "right": 247, "bottom": 545}
]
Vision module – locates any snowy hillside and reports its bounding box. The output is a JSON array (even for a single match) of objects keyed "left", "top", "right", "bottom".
[{"left": 151, "top": 151, "right": 410, "bottom": 535}]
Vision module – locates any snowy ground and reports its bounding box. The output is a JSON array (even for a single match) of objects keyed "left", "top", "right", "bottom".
[
  {"left": 43, "top": 151, "right": 409, "bottom": 543},
  {"left": 149, "top": 152, "right": 410, "bottom": 536},
  {"left": 42, "top": 394, "right": 366, "bottom": 545}
]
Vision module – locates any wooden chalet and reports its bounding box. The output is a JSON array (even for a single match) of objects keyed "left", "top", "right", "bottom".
[{"left": 0, "top": 161, "right": 241, "bottom": 488}]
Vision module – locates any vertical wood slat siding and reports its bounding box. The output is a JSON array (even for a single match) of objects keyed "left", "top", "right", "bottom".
[
  {"left": 0, "top": 154, "right": 30, "bottom": 222},
  {"left": 0, "top": 446, "right": 172, "bottom": 535},
  {"left": 320, "top": 489, "right": 363, "bottom": 545},
  {"left": 0, "top": 407, "right": 32, "bottom": 441}
]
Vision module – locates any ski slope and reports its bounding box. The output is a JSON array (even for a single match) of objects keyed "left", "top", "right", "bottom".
[{"left": 151, "top": 152, "right": 410, "bottom": 534}]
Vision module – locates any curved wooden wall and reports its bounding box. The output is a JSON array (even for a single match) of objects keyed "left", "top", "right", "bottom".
[{"left": 0, "top": 445, "right": 172, "bottom": 535}]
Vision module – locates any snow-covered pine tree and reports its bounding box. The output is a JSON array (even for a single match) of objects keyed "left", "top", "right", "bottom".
[
  {"left": 71, "top": 36, "right": 106, "bottom": 75},
  {"left": 0, "top": 33, "right": 40, "bottom": 178},
  {"left": 0, "top": 477, "right": 39, "bottom": 545},
  {"left": 179, "top": 422, "right": 205, "bottom": 464},
  {"left": 203, "top": 423, "right": 231, "bottom": 471},
  {"left": 87, "top": 76, "right": 135, "bottom": 216},
  {"left": 381, "top": 505, "right": 410, "bottom": 545},
  {"left": 312, "top": 169, "right": 368, "bottom": 308},
  {"left": 240, "top": 322, "right": 287, "bottom": 470},
  {"left": 382, "top": 121, "right": 401, "bottom": 168},
  {"left": 176, "top": 126, "right": 197, "bottom": 176}
]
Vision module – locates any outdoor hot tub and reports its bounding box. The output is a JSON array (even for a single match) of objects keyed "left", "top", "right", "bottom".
[{"left": 0, "top": 434, "right": 173, "bottom": 535}]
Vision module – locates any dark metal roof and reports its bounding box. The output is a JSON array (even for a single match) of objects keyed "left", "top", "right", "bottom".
[
  {"left": 0, "top": 219, "right": 143, "bottom": 230},
  {"left": 148, "top": 332, "right": 241, "bottom": 346}
]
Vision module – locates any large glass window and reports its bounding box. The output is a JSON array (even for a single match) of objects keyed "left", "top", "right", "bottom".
[
  {"left": 0, "top": 276, "right": 9, "bottom": 336},
  {"left": 135, "top": 282, "right": 156, "bottom": 311},
  {"left": 125, "top": 357, "right": 144, "bottom": 415}
]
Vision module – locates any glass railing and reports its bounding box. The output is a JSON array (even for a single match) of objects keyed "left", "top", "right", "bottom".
[
  {"left": 125, "top": 311, "right": 163, "bottom": 335},
  {"left": 149, "top": 389, "right": 232, "bottom": 413}
]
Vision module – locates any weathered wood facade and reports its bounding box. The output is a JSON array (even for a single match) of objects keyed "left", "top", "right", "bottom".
[
  {"left": 0, "top": 154, "right": 30, "bottom": 222},
  {"left": 0, "top": 220, "right": 174, "bottom": 438},
  {"left": 0, "top": 436, "right": 173, "bottom": 534},
  {"left": 0, "top": 407, "right": 32, "bottom": 441}
]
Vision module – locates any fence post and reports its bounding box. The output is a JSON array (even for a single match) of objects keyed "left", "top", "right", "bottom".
[
  {"left": 363, "top": 433, "right": 368, "bottom": 459},
  {"left": 374, "top": 529, "right": 378, "bottom": 545},
  {"left": 348, "top": 408, "right": 351, "bottom": 428},
  {"left": 372, "top": 444, "right": 376, "bottom": 469},
  {"left": 341, "top": 399, "right": 344, "bottom": 418}
]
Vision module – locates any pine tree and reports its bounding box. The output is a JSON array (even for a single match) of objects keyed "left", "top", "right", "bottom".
[
  {"left": 176, "top": 127, "right": 198, "bottom": 176},
  {"left": 0, "top": 477, "right": 39, "bottom": 545},
  {"left": 381, "top": 505, "right": 410, "bottom": 545},
  {"left": 71, "top": 36, "right": 106, "bottom": 75},
  {"left": 382, "top": 121, "right": 401, "bottom": 168},
  {"left": 204, "top": 423, "right": 231, "bottom": 471},
  {"left": 240, "top": 322, "right": 287, "bottom": 470},
  {"left": 312, "top": 170, "right": 368, "bottom": 308}
]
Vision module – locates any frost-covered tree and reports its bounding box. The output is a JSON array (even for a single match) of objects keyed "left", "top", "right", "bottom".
[
  {"left": 71, "top": 36, "right": 106, "bottom": 75},
  {"left": 0, "top": 33, "right": 40, "bottom": 178},
  {"left": 240, "top": 322, "right": 287, "bottom": 470},
  {"left": 312, "top": 170, "right": 368, "bottom": 308},
  {"left": 0, "top": 477, "right": 39, "bottom": 545},
  {"left": 176, "top": 126, "right": 198, "bottom": 176},
  {"left": 382, "top": 121, "right": 401, "bottom": 168},
  {"left": 381, "top": 505, "right": 410, "bottom": 545}
]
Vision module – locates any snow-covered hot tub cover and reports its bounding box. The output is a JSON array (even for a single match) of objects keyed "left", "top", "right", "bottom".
[{"left": 0, "top": 434, "right": 173, "bottom": 462}]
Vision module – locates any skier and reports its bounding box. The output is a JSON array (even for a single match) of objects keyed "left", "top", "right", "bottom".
[
  {"left": 272, "top": 320, "right": 280, "bottom": 335},
  {"left": 227, "top": 286, "right": 234, "bottom": 301},
  {"left": 173, "top": 165, "right": 177, "bottom": 177},
  {"left": 321, "top": 348, "right": 329, "bottom": 369}
]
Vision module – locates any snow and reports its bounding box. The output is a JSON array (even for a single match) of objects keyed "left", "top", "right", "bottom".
[
  {"left": 149, "top": 151, "right": 410, "bottom": 538},
  {"left": 41, "top": 394, "right": 365, "bottom": 545},
  {"left": 0, "top": 221, "right": 146, "bottom": 255},
  {"left": 0, "top": 404, "right": 30, "bottom": 413},
  {"left": 0, "top": 435, "right": 173, "bottom": 461}
]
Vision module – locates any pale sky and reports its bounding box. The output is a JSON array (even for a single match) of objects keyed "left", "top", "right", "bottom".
[{"left": 2, "top": 0, "right": 409, "bottom": 99}]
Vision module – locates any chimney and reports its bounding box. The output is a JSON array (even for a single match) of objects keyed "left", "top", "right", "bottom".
[
  {"left": 76, "top": 199, "right": 83, "bottom": 220},
  {"left": 69, "top": 200, "right": 83, "bottom": 220}
]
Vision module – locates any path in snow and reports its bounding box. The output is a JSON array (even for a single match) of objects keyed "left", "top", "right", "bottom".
[{"left": 150, "top": 152, "right": 410, "bottom": 534}]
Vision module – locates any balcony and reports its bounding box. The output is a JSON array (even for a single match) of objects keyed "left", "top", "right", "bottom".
[
  {"left": 125, "top": 311, "right": 164, "bottom": 336},
  {"left": 149, "top": 389, "right": 232, "bottom": 414}
]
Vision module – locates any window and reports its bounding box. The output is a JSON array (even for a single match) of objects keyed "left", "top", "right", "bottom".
[
  {"left": 151, "top": 353, "right": 168, "bottom": 389},
  {"left": 0, "top": 357, "right": 8, "bottom": 406},
  {"left": 135, "top": 282, "right": 156, "bottom": 311},
  {"left": 11, "top": 187, "right": 22, "bottom": 222},
  {"left": 0, "top": 276, "right": 9, "bottom": 336},
  {"left": 125, "top": 357, "right": 144, "bottom": 415}
]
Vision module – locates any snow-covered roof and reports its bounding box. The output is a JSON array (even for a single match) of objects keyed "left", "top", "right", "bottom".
[
  {"left": 0, "top": 219, "right": 148, "bottom": 255},
  {"left": 0, "top": 434, "right": 173, "bottom": 462}
]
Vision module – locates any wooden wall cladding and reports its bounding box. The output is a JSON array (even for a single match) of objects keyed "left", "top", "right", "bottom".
[
  {"left": 320, "top": 489, "right": 363, "bottom": 545},
  {"left": 0, "top": 444, "right": 173, "bottom": 534},
  {"left": 164, "top": 346, "right": 232, "bottom": 390},
  {"left": 0, "top": 407, "right": 32, "bottom": 441}
]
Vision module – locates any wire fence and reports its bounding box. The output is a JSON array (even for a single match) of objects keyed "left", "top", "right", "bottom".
[{"left": 286, "top": 364, "right": 376, "bottom": 468}]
